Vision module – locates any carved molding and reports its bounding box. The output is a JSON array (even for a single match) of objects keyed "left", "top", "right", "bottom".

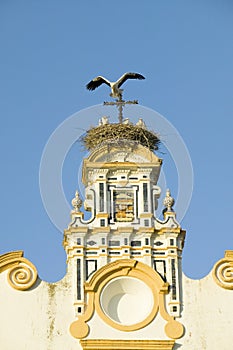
[
  {"left": 0, "top": 251, "right": 38, "bottom": 291},
  {"left": 213, "top": 250, "right": 233, "bottom": 290},
  {"left": 80, "top": 339, "right": 175, "bottom": 350}
]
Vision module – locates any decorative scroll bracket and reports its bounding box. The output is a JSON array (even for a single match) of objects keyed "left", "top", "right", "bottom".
[{"left": 0, "top": 251, "right": 38, "bottom": 291}]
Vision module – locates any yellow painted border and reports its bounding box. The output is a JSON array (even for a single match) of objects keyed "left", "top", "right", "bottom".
[
  {"left": 94, "top": 263, "right": 159, "bottom": 331},
  {"left": 80, "top": 339, "right": 175, "bottom": 350},
  {"left": 70, "top": 259, "right": 184, "bottom": 339}
]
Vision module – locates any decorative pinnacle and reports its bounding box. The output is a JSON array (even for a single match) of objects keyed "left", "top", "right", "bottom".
[
  {"left": 71, "top": 191, "right": 83, "bottom": 212},
  {"left": 163, "top": 189, "right": 175, "bottom": 211}
]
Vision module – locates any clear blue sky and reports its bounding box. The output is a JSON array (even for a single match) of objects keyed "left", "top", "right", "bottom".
[{"left": 0, "top": 1, "right": 233, "bottom": 281}]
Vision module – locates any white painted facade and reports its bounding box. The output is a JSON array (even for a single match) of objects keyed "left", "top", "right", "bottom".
[
  {"left": 1, "top": 121, "right": 233, "bottom": 350},
  {"left": 1, "top": 265, "right": 233, "bottom": 349}
]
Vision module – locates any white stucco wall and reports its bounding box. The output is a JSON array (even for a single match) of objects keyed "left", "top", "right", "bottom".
[
  {"left": 178, "top": 272, "right": 233, "bottom": 349},
  {"left": 0, "top": 259, "right": 233, "bottom": 350},
  {"left": 0, "top": 269, "right": 79, "bottom": 350}
]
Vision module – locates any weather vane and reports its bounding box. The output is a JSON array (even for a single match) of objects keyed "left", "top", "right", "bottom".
[{"left": 86, "top": 72, "right": 145, "bottom": 123}]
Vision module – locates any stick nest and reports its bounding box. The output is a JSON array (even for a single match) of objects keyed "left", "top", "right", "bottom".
[{"left": 82, "top": 123, "right": 160, "bottom": 151}]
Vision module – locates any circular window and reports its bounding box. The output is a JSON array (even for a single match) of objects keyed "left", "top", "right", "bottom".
[{"left": 100, "top": 276, "right": 154, "bottom": 326}]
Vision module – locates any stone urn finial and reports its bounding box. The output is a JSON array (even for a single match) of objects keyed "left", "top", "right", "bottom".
[
  {"left": 163, "top": 189, "right": 175, "bottom": 211},
  {"left": 71, "top": 191, "right": 83, "bottom": 212}
]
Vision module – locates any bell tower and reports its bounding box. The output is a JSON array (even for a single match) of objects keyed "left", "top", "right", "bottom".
[
  {"left": 1, "top": 73, "right": 233, "bottom": 350},
  {"left": 63, "top": 115, "right": 186, "bottom": 348}
]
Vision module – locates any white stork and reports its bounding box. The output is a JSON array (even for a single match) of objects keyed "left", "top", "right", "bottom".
[
  {"left": 98, "top": 116, "right": 109, "bottom": 126},
  {"left": 123, "top": 118, "right": 130, "bottom": 125},
  {"left": 136, "top": 118, "right": 146, "bottom": 129},
  {"left": 86, "top": 72, "right": 145, "bottom": 99}
]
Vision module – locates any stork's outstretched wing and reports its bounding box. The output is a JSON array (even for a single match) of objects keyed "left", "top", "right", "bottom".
[
  {"left": 117, "top": 72, "right": 145, "bottom": 88},
  {"left": 86, "top": 76, "right": 111, "bottom": 91}
]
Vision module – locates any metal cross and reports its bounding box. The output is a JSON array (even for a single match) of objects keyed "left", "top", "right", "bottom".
[{"left": 103, "top": 93, "right": 138, "bottom": 123}]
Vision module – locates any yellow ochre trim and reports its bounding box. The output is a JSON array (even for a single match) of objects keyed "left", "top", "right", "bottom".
[
  {"left": 94, "top": 265, "right": 159, "bottom": 331},
  {"left": 70, "top": 259, "right": 184, "bottom": 339},
  {"left": 225, "top": 250, "right": 233, "bottom": 258},
  {"left": 92, "top": 227, "right": 111, "bottom": 233},
  {"left": 96, "top": 213, "right": 109, "bottom": 218},
  {"left": 80, "top": 339, "right": 175, "bottom": 350},
  {"left": 65, "top": 227, "right": 88, "bottom": 234},
  {"left": 155, "top": 228, "right": 181, "bottom": 234},
  {"left": 85, "top": 162, "right": 160, "bottom": 169},
  {"left": 0, "top": 251, "right": 38, "bottom": 291},
  {"left": 139, "top": 213, "right": 153, "bottom": 218},
  {"left": 70, "top": 292, "right": 95, "bottom": 339},
  {"left": 163, "top": 211, "right": 176, "bottom": 218},
  {"left": 71, "top": 211, "right": 84, "bottom": 218}
]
